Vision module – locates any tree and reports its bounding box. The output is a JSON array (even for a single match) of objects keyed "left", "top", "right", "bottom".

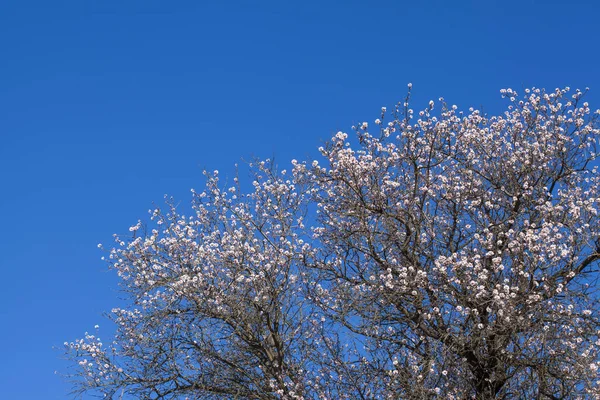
[{"left": 65, "top": 86, "right": 600, "bottom": 399}]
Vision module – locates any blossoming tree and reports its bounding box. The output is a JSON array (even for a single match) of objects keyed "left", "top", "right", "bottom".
[{"left": 65, "top": 87, "right": 600, "bottom": 399}]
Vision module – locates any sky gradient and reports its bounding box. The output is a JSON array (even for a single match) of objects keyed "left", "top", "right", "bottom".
[{"left": 1, "top": 0, "right": 599, "bottom": 398}]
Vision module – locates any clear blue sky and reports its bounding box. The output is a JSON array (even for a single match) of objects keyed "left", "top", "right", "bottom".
[{"left": 1, "top": 0, "right": 599, "bottom": 398}]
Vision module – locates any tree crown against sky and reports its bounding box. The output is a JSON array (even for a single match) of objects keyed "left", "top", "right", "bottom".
[{"left": 65, "top": 86, "right": 600, "bottom": 399}]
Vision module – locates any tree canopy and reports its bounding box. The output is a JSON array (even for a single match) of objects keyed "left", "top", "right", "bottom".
[{"left": 65, "top": 87, "right": 600, "bottom": 399}]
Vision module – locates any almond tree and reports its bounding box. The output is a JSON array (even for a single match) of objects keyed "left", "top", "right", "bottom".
[{"left": 65, "top": 87, "right": 600, "bottom": 399}]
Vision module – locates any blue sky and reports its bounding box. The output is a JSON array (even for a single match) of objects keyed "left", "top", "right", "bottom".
[{"left": 1, "top": 0, "right": 599, "bottom": 398}]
